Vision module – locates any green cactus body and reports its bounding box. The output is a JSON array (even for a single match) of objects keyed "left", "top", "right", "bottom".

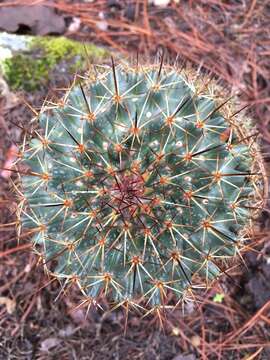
[{"left": 19, "top": 62, "right": 263, "bottom": 310}]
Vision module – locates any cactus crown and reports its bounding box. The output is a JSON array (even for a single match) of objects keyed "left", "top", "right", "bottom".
[{"left": 19, "top": 59, "right": 263, "bottom": 311}]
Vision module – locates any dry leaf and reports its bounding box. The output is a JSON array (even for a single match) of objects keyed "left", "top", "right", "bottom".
[
  {"left": 0, "top": 296, "right": 16, "bottom": 314},
  {"left": 0, "top": 144, "right": 18, "bottom": 179}
]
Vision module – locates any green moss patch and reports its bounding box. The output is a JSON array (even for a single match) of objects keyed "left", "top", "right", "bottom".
[{"left": 2, "top": 36, "right": 108, "bottom": 92}]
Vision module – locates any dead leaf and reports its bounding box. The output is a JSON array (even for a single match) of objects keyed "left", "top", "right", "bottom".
[
  {"left": 0, "top": 296, "right": 16, "bottom": 314},
  {"left": 0, "top": 144, "right": 18, "bottom": 179},
  {"left": 0, "top": 77, "right": 19, "bottom": 109}
]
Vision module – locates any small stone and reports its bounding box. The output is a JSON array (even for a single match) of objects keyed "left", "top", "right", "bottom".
[
  {"left": 96, "top": 12, "right": 108, "bottom": 31},
  {"left": 40, "top": 338, "right": 61, "bottom": 352},
  {"left": 150, "top": 0, "right": 171, "bottom": 7},
  {"left": 68, "top": 17, "right": 81, "bottom": 33},
  {"left": 96, "top": 21, "right": 109, "bottom": 31},
  {"left": 191, "top": 335, "right": 201, "bottom": 347},
  {"left": 171, "top": 326, "right": 181, "bottom": 336}
]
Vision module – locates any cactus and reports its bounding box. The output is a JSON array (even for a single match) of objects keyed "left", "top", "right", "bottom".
[{"left": 17, "top": 58, "right": 264, "bottom": 312}]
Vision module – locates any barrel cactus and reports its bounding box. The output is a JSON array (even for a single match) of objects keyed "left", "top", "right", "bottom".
[{"left": 17, "top": 58, "right": 264, "bottom": 313}]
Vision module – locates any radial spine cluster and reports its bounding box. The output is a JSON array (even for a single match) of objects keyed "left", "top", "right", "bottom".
[{"left": 19, "top": 60, "right": 262, "bottom": 310}]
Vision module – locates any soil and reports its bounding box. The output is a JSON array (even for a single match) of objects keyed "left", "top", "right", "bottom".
[{"left": 0, "top": 1, "right": 270, "bottom": 359}]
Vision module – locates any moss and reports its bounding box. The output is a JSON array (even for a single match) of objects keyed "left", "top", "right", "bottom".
[{"left": 3, "top": 36, "right": 108, "bottom": 92}]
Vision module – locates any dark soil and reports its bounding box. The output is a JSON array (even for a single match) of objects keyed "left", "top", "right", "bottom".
[{"left": 0, "top": 1, "right": 270, "bottom": 359}]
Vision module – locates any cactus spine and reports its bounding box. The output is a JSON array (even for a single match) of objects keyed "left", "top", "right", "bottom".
[{"left": 18, "top": 58, "right": 264, "bottom": 312}]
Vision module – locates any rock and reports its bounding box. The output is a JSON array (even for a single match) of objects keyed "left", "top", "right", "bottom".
[
  {"left": 0, "top": 5, "right": 65, "bottom": 35},
  {"left": 67, "top": 17, "right": 81, "bottom": 33},
  {"left": 0, "top": 32, "right": 30, "bottom": 57}
]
